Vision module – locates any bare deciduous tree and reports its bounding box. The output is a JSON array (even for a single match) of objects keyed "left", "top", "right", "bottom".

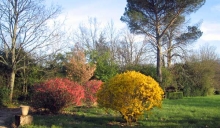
[
  {"left": 117, "top": 29, "right": 151, "bottom": 66},
  {"left": 163, "top": 19, "right": 202, "bottom": 68},
  {"left": 72, "top": 17, "right": 102, "bottom": 51},
  {"left": 0, "top": 0, "right": 61, "bottom": 101}
]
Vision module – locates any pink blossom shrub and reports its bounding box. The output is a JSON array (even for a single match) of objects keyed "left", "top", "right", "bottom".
[
  {"left": 31, "top": 78, "right": 84, "bottom": 113},
  {"left": 83, "top": 80, "right": 103, "bottom": 105}
]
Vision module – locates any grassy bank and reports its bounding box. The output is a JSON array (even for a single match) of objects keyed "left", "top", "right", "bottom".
[{"left": 20, "top": 95, "right": 220, "bottom": 128}]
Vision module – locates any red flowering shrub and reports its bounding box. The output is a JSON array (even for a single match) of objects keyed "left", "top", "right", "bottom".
[
  {"left": 83, "top": 80, "right": 103, "bottom": 106},
  {"left": 31, "top": 78, "right": 85, "bottom": 113}
]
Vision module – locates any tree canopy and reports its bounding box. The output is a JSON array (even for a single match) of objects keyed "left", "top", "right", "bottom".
[{"left": 121, "top": 0, "right": 205, "bottom": 83}]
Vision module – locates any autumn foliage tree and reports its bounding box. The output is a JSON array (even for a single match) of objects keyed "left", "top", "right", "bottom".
[
  {"left": 66, "top": 46, "right": 96, "bottom": 84},
  {"left": 97, "top": 71, "right": 164, "bottom": 124}
]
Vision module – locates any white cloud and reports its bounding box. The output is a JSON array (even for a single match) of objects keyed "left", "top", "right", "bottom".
[
  {"left": 211, "top": 4, "right": 220, "bottom": 12},
  {"left": 193, "top": 21, "right": 220, "bottom": 55},
  {"left": 200, "top": 22, "right": 220, "bottom": 41},
  {"left": 51, "top": 0, "right": 127, "bottom": 30}
]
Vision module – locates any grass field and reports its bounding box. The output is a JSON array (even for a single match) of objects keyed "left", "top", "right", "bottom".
[{"left": 19, "top": 95, "right": 220, "bottom": 128}]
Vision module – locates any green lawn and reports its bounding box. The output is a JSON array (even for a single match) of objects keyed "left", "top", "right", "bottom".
[
  {"left": 20, "top": 95, "right": 220, "bottom": 128},
  {"left": 140, "top": 95, "right": 220, "bottom": 127}
]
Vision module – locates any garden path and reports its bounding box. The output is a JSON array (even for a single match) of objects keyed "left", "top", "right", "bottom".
[{"left": 0, "top": 108, "right": 20, "bottom": 128}]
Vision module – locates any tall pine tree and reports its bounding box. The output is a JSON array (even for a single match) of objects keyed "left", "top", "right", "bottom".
[{"left": 121, "top": 0, "right": 205, "bottom": 84}]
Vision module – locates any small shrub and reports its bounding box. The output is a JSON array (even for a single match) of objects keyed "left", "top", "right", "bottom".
[
  {"left": 97, "top": 71, "right": 164, "bottom": 124},
  {"left": 205, "top": 87, "right": 215, "bottom": 96},
  {"left": 31, "top": 78, "right": 84, "bottom": 113},
  {"left": 83, "top": 80, "right": 103, "bottom": 106},
  {"left": 167, "top": 92, "right": 183, "bottom": 99}
]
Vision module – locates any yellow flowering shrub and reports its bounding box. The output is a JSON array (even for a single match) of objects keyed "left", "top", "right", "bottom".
[{"left": 97, "top": 71, "right": 164, "bottom": 123}]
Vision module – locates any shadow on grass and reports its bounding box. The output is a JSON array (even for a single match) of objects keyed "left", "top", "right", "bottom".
[
  {"left": 31, "top": 112, "right": 220, "bottom": 128},
  {"left": 31, "top": 113, "right": 144, "bottom": 128},
  {"left": 10, "top": 111, "right": 220, "bottom": 128},
  {"left": 16, "top": 102, "right": 220, "bottom": 128},
  {"left": 25, "top": 106, "right": 149, "bottom": 127}
]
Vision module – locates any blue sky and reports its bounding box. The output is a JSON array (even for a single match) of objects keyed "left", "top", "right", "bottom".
[{"left": 48, "top": 0, "right": 220, "bottom": 55}]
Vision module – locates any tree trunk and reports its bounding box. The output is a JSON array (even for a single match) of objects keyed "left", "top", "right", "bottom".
[
  {"left": 155, "top": 13, "right": 163, "bottom": 84},
  {"left": 9, "top": 0, "right": 18, "bottom": 102},
  {"left": 9, "top": 70, "right": 16, "bottom": 102},
  {"left": 167, "top": 40, "right": 172, "bottom": 68},
  {"left": 156, "top": 42, "right": 162, "bottom": 84}
]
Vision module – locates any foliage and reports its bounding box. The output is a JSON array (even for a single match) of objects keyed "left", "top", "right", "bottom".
[
  {"left": 0, "top": 86, "right": 10, "bottom": 106},
  {"left": 187, "top": 61, "right": 216, "bottom": 96},
  {"left": 122, "top": 64, "right": 176, "bottom": 90},
  {"left": 122, "top": 64, "right": 157, "bottom": 80},
  {"left": 97, "top": 71, "right": 164, "bottom": 123},
  {"left": 166, "top": 92, "right": 183, "bottom": 99},
  {"left": 0, "top": 54, "right": 11, "bottom": 88},
  {"left": 214, "top": 61, "right": 220, "bottom": 91},
  {"left": 89, "top": 50, "right": 118, "bottom": 82},
  {"left": 83, "top": 80, "right": 103, "bottom": 105},
  {"left": 171, "top": 59, "right": 217, "bottom": 97},
  {"left": 44, "top": 53, "right": 68, "bottom": 78},
  {"left": 161, "top": 68, "right": 176, "bottom": 91},
  {"left": 0, "top": 48, "right": 36, "bottom": 100},
  {"left": 172, "top": 45, "right": 219, "bottom": 97},
  {"left": 66, "top": 49, "right": 96, "bottom": 84},
  {"left": 31, "top": 78, "right": 84, "bottom": 113}
]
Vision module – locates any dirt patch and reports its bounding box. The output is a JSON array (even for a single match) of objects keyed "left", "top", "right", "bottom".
[{"left": 0, "top": 108, "right": 20, "bottom": 127}]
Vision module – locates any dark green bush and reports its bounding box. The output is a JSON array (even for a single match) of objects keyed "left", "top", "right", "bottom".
[
  {"left": 0, "top": 87, "right": 10, "bottom": 106},
  {"left": 167, "top": 92, "right": 183, "bottom": 99},
  {"left": 215, "top": 90, "right": 220, "bottom": 95}
]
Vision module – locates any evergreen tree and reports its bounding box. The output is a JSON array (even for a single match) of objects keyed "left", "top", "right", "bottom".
[{"left": 121, "top": 0, "right": 205, "bottom": 83}]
